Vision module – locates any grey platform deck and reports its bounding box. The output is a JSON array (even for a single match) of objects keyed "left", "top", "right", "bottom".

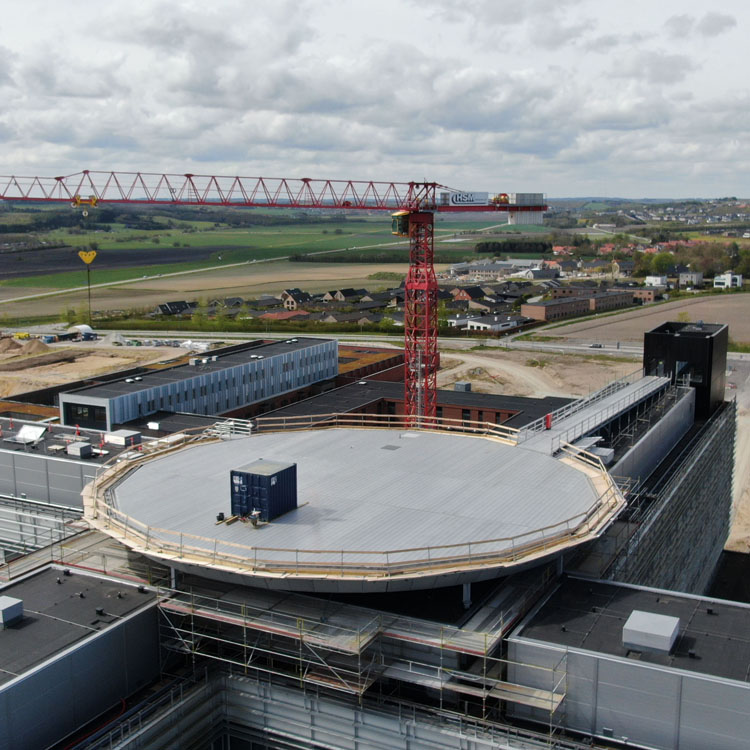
[{"left": 112, "top": 428, "right": 600, "bottom": 567}]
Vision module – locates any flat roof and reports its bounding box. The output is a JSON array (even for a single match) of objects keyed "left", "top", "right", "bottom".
[
  {"left": 649, "top": 322, "right": 726, "bottom": 337},
  {"left": 263, "top": 380, "right": 572, "bottom": 427},
  {"left": 0, "top": 417, "right": 135, "bottom": 464},
  {"left": 112, "top": 428, "right": 601, "bottom": 569},
  {"left": 63, "top": 337, "right": 333, "bottom": 400},
  {"left": 0, "top": 567, "right": 156, "bottom": 686},
  {"left": 515, "top": 577, "right": 750, "bottom": 683},
  {"left": 117, "top": 410, "right": 220, "bottom": 435}
]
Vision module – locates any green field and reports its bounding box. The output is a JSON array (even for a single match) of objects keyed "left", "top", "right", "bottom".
[{"left": 1, "top": 214, "right": 521, "bottom": 291}]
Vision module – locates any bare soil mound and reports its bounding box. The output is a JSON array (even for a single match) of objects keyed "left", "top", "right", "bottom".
[
  {"left": 0, "top": 337, "right": 22, "bottom": 353},
  {"left": 20, "top": 339, "right": 50, "bottom": 355}
]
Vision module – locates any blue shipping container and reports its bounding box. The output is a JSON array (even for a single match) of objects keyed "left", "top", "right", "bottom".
[{"left": 230, "top": 460, "right": 297, "bottom": 522}]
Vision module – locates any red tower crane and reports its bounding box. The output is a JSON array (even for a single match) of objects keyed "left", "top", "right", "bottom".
[{"left": 0, "top": 171, "right": 547, "bottom": 424}]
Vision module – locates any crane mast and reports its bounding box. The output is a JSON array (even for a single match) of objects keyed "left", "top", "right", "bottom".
[{"left": 0, "top": 171, "right": 546, "bottom": 425}]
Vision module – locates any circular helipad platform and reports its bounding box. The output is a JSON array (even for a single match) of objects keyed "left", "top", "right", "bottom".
[{"left": 93, "top": 427, "right": 622, "bottom": 592}]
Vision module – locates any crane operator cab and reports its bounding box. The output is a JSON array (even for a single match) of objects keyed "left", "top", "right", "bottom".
[{"left": 391, "top": 210, "right": 410, "bottom": 237}]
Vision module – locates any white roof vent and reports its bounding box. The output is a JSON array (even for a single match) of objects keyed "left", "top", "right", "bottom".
[
  {"left": 623, "top": 610, "right": 680, "bottom": 653},
  {"left": 0, "top": 596, "right": 23, "bottom": 628}
]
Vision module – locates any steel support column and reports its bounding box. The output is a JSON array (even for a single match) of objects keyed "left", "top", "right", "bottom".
[{"left": 404, "top": 211, "right": 438, "bottom": 425}]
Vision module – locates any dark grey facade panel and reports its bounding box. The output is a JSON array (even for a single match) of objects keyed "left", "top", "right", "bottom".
[
  {"left": 0, "top": 453, "right": 15, "bottom": 496},
  {"left": 679, "top": 678, "right": 750, "bottom": 750},
  {"left": 0, "top": 607, "right": 158, "bottom": 750},
  {"left": 0, "top": 451, "right": 93, "bottom": 508},
  {"left": 607, "top": 400, "right": 736, "bottom": 593},
  {"left": 595, "top": 659, "right": 679, "bottom": 747},
  {"left": 611, "top": 389, "right": 694, "bottom": 483},
  {"left": 508, "top": 638, "right": 750, "bottom": 750},
  {"left": 13, "top": 454, "right": 50, "bottom": 503}
]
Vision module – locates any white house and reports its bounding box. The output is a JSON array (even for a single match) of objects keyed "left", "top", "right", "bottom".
[
  {"left": 644, "top": 275, "right": 668, "bottom": 288},
  {"left": 465, "top": 315, "right": 527, "bottom": 332},
  {"left": 713, "top": 272, "right": 743, "bottom": 289}
]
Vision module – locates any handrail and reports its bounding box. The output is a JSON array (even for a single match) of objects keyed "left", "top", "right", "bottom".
[
  {"left": 548, "top": 377, "right": 669, "bottom": 453},
  {"left": 517, "top": 366, "right": 644, "bottom": 441},
  {"left": 86, "top": 438, "right": 624, "bottom": 581},
  {"left": 253, "top": 411, "right": 520, "bottom": 443},
  {"left": 82, "top": 415, "right": 625, "bottom": 582}
]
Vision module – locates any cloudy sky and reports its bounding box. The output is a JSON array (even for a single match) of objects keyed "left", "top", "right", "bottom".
[{"left": 0, "top": 1, "right": 747, "bottom": 198}]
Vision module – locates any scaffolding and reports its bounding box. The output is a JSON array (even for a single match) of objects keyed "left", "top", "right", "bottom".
[{"left": 155, "top": 568, "right": 569, "bottom": 742}]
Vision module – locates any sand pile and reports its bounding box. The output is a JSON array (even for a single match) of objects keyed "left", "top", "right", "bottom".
[
  {"left": 20, "top": 339, "right": 51, "bottom": 355},
  {"left": 0, "top": 338, "right": 22, "bottom": 353}
]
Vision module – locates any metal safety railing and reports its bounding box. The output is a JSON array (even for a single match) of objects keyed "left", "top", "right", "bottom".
[
  {"left": 252, "top": 411, "right": 521, "bottom": 444},
  {"left": 547, "top": 377, "right": 670, "bottom": 454},
  {"left": 86, "top": 427, "right": 624, "bottom": 581},
  {"left": 517, "top": 366, "right": 644, "bottom": 442}
]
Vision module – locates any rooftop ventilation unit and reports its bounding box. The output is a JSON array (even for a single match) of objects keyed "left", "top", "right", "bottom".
[
  {"left": 623, "top": 610, "right": 680, "bottom": 653},
  {"left": 0, "top": 596, "right": 23, "bottom": 628}
]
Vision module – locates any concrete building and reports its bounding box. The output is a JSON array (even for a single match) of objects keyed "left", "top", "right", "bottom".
[
  {"left": 508, "top": 578, "right": 750, "bottom": 749},
  {"left": 632, "top": 286, "right": 662, "bottom": 303},
  {"left": 549, "top": 285, "right": 598, "bottom": 299},
  {"left": 589, "top": 290, "right": 633, "bottom": 312},
  {"left": 0, "top": 323, "right": 741, "bottom": 749},
  {"left": 521, "top": 297, "right": 590, "bottom": 322},
  {"left": 59, "top": 338, "right": 338, "bottom": 431}
]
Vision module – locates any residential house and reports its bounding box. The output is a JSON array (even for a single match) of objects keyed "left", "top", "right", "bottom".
[
  {"left": 279, "top": 288, "right": 305, "bottom": 302},
  {"left": 155, "top": 301, "right": 197, "bottom": 316},
  {"left": 445, "top": 313, "right": 480, "bottom": 329},
  {"left": 359, "top": 291, "right": 393, "bottom": 305},
  {"left": 644, "top": 275, "right": 668, "bottom": 288},
  {"left": 578, "top": 260, "right": 610, "bottom": 274},
  {"left": 322, "top": 288, "right": 367, "bottom": 302},
  {"left": 209, "top": 297, "right": 245, "bottom": 309},
  {"left": 283, "top": 291, "right": 313, "bottom": 310},
  {"left": 678, "top": 271, "right": 703, "bottom": 288},
  {"left": 465, "top": 315, "right": 529, "bottom": 333},
  {"left": 318, "top": 312, "right": 382, "bottom": 325},
  {"left": 713, "top": 272, "right": 743, "bottom": 289},
  {"left": 451, "top": 286, "right": 486, "bottom": 302},
  {"left": 518, "top": 268, "right": 559, "bottom": 281}
]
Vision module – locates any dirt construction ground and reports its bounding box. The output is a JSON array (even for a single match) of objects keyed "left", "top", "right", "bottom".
[
  {"left": 0, "top": 342, "right": 189, "bottom": 399},
  {"left": 541, "top": 294, "right": 750, "bottom": 345},
  {"left": 437, "top": 348, "right": 638, "bottom": 398}
]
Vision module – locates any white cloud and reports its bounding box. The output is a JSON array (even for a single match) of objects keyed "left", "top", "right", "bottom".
[
  {"left": 696, "top": 12, "right": 737, "bottom": 37},
  {"left": 0, "top": 0, "right": 747, "bottom": 197},
  {"left": 611, "top": 50, "right": 696, "bottom": 85}
]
